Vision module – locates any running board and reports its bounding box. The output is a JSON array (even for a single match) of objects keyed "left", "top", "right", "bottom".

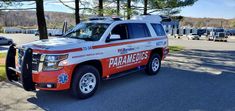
[{"left": 103, "top": 66, "right": 145, "bottom": 80}]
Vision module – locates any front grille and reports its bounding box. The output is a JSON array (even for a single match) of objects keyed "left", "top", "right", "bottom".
[
  {"left": 18, "top": 49, "right": 24, "bottom": 70},
  {"left": 18, "top": 49, "right": 41, "bottom": 72},
  {"left": 32, "top": 53, "right": 41, "bottom": 71}
]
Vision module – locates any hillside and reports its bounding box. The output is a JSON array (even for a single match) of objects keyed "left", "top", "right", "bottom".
[
  {"left": 0, "top": 11, "right": 75, "bottom": 29},
  {"left": 181, "top": 17, "right": 235, "bottom": 28},
  {"left": 0, "top": 11, "right": 235, "bottom": 29}
]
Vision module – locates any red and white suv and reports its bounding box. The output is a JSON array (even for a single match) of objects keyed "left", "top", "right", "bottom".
[{"left": 6, "top": 15, "right": 169, "bottom": 99}]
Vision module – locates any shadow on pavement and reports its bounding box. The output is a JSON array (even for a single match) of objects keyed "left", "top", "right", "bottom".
[{"left": 26, "top": 50, "right": 235, "bottom": 111}]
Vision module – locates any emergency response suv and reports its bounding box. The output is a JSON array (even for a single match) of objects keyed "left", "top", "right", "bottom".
[{"left": 6, "top": 15, "right": 169, "bottom": 99}]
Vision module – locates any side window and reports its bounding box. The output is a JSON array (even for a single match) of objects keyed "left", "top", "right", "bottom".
[
  {"left": 108, "top": 24, "right": 129, "bottom": 42},
  {"left": 151, "top": 24, "right": 166, "bottom": 36},
  {"left": 129, "top": 23, "right": 150, "bottom": 39}
]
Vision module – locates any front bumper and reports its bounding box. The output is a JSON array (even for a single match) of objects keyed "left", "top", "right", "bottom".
[
  {"left": 6, "top": 44, "right": 75, "bottom": 91},
  {"left": 33, "top": 64, "right": 75, "bottom": 90}
]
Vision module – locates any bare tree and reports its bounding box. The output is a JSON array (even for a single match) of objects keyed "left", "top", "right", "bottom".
[
  {"left": 1, "top": 0, "right": 48, "bottom": 39},
  {"left": 143, "top": 0, "right": 148, "bottom": 15},
  {"left": 36, "top": 0, "right": 48, "bottom": 39},
  {"left": 127, "top": 0, "right": 131, "bottom": 19},
  {"left": 117, "top": 0, "right": 120, "bottom": 16},
  {"left": 75, "top": 0, "right": 80, "bottom": 24},
  {"left": 98, "top": 0, "right": 103, "bottom": 16}
]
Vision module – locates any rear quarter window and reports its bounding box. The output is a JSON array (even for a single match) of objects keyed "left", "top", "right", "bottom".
[
  {"left": 151, "top": 24, "right": 166, "bottom": 36},
  {"left": 128, "top": 23, "right": 151, "bottom": 39}
]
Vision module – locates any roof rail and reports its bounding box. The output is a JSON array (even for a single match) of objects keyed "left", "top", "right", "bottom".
[{"left": 88, "top": 16, "right": 122, "bottom": 21}]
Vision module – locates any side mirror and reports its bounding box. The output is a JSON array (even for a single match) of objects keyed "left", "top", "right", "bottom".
[
  {"left": 110, "top": 34, "right": 121, "bottom": 40},
  {"left": 107, "top": 34, "right": 121, "bottom": 42}
]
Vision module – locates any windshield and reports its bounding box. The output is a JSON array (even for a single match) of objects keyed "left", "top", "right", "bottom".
[{"left": 64, "top": 23, "right": 110, "bottom": 41}]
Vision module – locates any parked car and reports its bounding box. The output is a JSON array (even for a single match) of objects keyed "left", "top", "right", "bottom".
[
  {"left": 6, "top": 15, "right": 169, "bottom": 99},
  {"left": 0, "top": 36, "right": 13, "bottom": 45},
  {"left": 174, "top": 34, "right": 183, "bottom": 39},
  {"left": 35, "top": 29, "right": 63, "bottom": 36},
  {"left": 207, "top": 28, "right": 228, "bottom": 42},
  {"left": 187, "top": 33, "right": 200, "bottom": 40}
]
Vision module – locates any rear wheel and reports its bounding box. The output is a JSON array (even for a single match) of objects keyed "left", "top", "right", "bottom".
[
  {"left": 71, "top": 65, "right": 100, "bottom": 99},
  {"left": 145, "top": 53, "right": 161, "bottom": 75}
]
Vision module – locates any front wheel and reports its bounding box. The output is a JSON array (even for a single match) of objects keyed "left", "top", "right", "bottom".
[
  {"left": 71, "top": 65, "right": 100, "bottom": 99},
  {"left": 145, "top": 54, "right": 161, "bottom": 75}
]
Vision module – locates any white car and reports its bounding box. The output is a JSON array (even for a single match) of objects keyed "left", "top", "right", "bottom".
[
  {"left": 0, "top": 36, "right": 13, "bottom": 45},
  {"left": 187, "top": 33, "right": 200, "bottom": 40},
  {"left": 6, "top": 15, "right": 169, "bottom": 99}
]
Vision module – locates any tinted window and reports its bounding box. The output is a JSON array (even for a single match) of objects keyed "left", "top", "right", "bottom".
[
  {"left": 129, "top": 23, "right": 150, "bottom": 39},
  {"left": 111, "top": 24, "right": 129, "bottom": 40},
  {"left": 151, "top": 24, "right": 166, "bottom": 36},
  {"left": 106, "top": 24, "right": 129, "bottom": 42}
]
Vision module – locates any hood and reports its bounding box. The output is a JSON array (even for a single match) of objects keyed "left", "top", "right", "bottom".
[{"left": 21, "top": 38, "right": 88, "bottom": 51}]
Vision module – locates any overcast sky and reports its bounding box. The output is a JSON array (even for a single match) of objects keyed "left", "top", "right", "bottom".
[{"left": 2, "top": 0, "right": 235, "bottom": 19}]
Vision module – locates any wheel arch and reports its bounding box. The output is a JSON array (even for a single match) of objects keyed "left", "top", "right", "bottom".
[
  {"left": 151, "top": 48, "right": 163, "bottom": 60},
  {"left": 71, "top": 60, "right": 103, "bottom": 83}
]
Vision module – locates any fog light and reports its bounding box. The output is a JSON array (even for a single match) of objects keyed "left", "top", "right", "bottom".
[
  {"left": 47, "top": 84, "right": 52, "bottom": 88},
  {"left": 37, "top": 83, "right": 56, "bottom": 88}
]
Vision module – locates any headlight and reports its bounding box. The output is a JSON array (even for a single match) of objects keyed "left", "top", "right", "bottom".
[{"left": 43, "top": 54, "right": 68, "bottom": 71}]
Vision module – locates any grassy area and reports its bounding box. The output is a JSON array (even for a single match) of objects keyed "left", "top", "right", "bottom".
[
  {"left": 0, "top": 65, "right": 6, "bottom": 81},
  {"left": 0, "top": 53, "right": 6, "bottom": 81},
  {"left": 0, "top": 53, "right": 7, "bottom": 58},
  {"left": 169, "top": 46, "right": 184, "bottom": 53}
]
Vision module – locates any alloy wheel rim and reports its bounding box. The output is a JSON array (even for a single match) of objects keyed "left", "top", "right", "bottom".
[
  {"left": 79, "top": 73, "right": 96, "bottom": 94},
  {"left": 152, "top": 58, "right": 159, "bottom": 72}
]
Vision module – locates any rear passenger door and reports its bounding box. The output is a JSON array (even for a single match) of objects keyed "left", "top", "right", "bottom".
[
  {"left": 127, "top": 23, "right": 152, "bottom": 66},
  {"left": 101, "top": 23, "right": 152, "bottom": 77}
]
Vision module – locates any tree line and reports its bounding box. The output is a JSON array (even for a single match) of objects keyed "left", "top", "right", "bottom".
[{"left": 0, "top": 0, "right": 197, "bottom": 40}]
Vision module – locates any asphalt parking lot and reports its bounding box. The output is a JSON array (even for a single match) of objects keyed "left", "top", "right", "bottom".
[{"left": 0, "top": 34, "right": 235, "bottom": 111}]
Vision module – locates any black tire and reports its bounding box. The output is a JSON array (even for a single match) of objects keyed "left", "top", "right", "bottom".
[
  {"left": 71, "top": 65, "right": 100, "bottom": 99},
  {"left": 145, "top": 53, "right": 161, "bottom": 75}
]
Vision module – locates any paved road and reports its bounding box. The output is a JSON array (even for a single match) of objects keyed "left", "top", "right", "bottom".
[
  {"left": 0, "top": 35, "right": 235, "bottom": 111},
  {"left": 0, "top": 34, "right": 39, "bottom": 52}
]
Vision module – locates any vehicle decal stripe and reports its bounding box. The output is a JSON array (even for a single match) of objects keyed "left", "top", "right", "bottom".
[
  {"left": 33, "top": 37, "right": 166, "bottom": 54},
  {"left": 93, "top": 37, "right": 165, "bottom": 49}
]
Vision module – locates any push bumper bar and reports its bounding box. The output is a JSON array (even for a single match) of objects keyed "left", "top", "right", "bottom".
[{"left": 6, "top": 44, "right": 35, "bottom": 91}]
